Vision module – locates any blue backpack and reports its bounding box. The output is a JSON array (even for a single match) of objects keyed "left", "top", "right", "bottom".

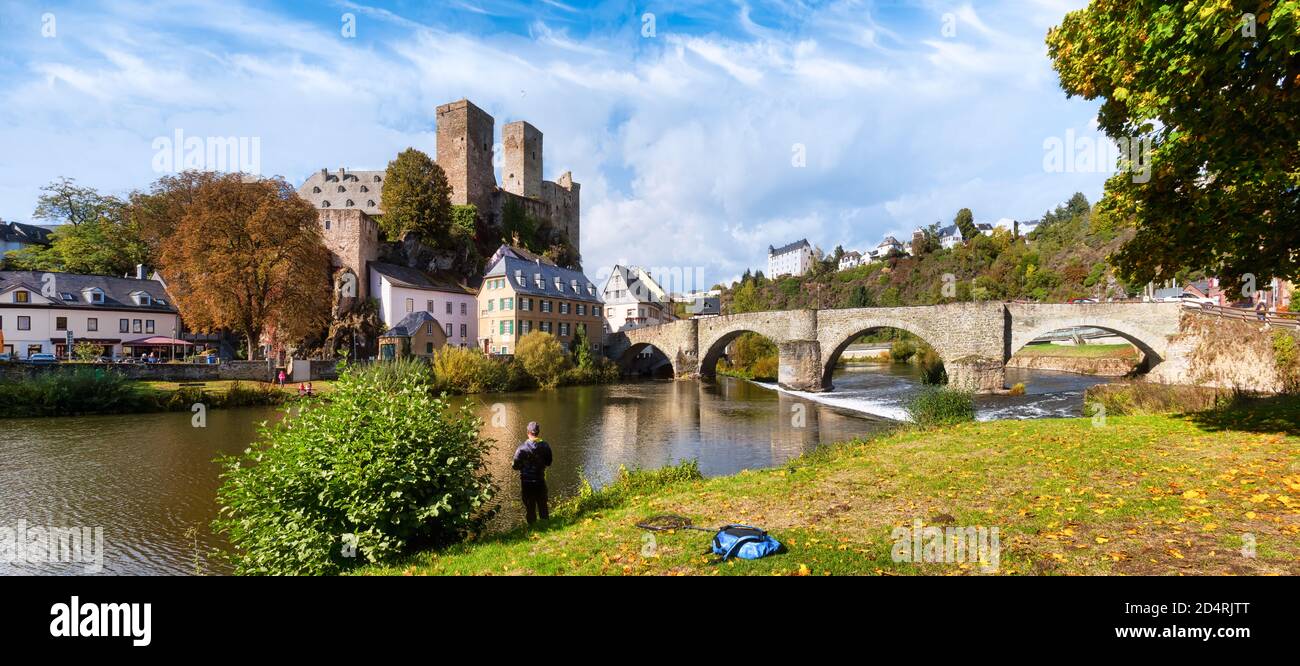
[{"left": 711, "top": 525, "right": 782, "bottom": 561}]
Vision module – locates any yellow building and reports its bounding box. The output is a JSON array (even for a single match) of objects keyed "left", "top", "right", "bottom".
[{"left": 478, "top": 246, "right": 604, "bottom": 355}]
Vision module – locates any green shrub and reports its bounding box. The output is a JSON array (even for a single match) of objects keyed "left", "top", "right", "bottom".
[
  {"left": 561, "top": 357, "right": 620, "bottom": 385},
  {"left": 516, "top": 331, "right": 570, "bottom": 388},
  {"left": 890, "top": 339, "right": 916, "bottom": 362},
  {"left": 751, "top": 355, "right": 779, "bottom": 381},
  {"left": 558, "top": 460, "right": 704, "bottom": 517},
  {"left": 0, "top": 368, "right": 146, "bottom": 417},
  {"left": 431, "top": 346, "right": 511, "bottom": 393},
  {"left": 906, "top": 386, "right": 975, "bottom": 427},
  {"left": 915, "top": 347, "right": 947, "bottom": 385},
  {"left": 213, "top": 360, "right": 496, "bottom": 575}
]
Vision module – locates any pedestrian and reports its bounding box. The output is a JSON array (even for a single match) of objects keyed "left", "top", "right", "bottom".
[
  {"left": 512, "top": 421, "right": 553, "bottom": 524},
  {"left": 277, "top": 369, "right": 286, "bottom": 386},
  {"left": 1255, "top": 299, "right": 1267, "bottom": 322}
]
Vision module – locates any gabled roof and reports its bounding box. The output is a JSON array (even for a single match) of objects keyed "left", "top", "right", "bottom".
[
  {"left": 370, "top": 262, "right": 474, "bottom": 295},
  {"left": 0, "top": 271, "right": 176, "bottom": 312},
  {"left": 768, "top": 239, "right": 811, "bottom": 256},
  {"left": 603, "top": 265, "right": 670, "bottom": 305},
  {"left": 0, "top": 221, "right": 54, "bottom": 245},
  {"left": 381, "top": 311, "right": 440, "bottom": 338},
  {"left": 486, "top": 244, "right": 556, "bottom": 268},
  {"left": 484, "top": 254, "right": 601, "bottom": 304}
]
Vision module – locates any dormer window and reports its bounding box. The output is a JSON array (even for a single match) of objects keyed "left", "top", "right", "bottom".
[
  {"left": 367, "top": 200, "right": 375, "bottom": 207},
  {"left": 373, "top": 175, "right": 382, "bottom": 182},
  {"left": 534, "top": 274, "right": 544, "bottom": 288},
  {"left": 322, "top": 200, "right": 331, "bottom": 208},
  {"left": 61, "top": 293, "right": 74, "bottom": 302},
  {"left": 554, "top": 277, "right": 563, "bottom": 291},
  {"left": 515, "top": 270, "right": 524, "bottom": 285},
  {"left": 312, "top": 186, "right": 321, "bottom": 193},
  {"left": 337, "top": 185, "right": 346, "bottom": 193},
  {"left": 346, "top": 199, "right": 355, "bottom": 207},
  {"left": 570, "top": 279, "right": 578, "bottom": 293},
  {"left": 14, "top": 290, "right": 30, "bottom": 303},
  {"left": 360, "top": 185, "right": 369, "bottom": 193},
  {"left": 81, "top": 288, "right": 105, "bottom": 304},
  {"left": 132, "top": 291, "right": 153, "bottom": 306}
]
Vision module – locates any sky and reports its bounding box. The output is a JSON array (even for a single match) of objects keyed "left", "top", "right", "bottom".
[{"left": 0, "top": 0, "right": 1111, "bottom": 291}]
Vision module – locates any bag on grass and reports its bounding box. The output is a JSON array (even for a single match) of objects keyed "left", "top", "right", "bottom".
[{"left": 710, "top": 525, "right": 781, "bottom": 561}]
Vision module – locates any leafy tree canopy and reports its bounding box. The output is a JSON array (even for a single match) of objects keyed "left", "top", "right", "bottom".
[
  {"left": 1047, "top": 1, "right": 1300, "bottom": 287},
  {"left": 379, "top": 148, "right": 453, "bottom": 242}
]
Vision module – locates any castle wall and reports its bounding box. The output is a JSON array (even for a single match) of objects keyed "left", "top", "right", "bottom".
[
  {"left": 436, "top": 99, "right": 497, "bottom": 215},
  {"left": 317, "top": 208, "right": 379, "bottom": 300},
  {"left": 502, "top": 121, "right": 542, "bottom": 199}
]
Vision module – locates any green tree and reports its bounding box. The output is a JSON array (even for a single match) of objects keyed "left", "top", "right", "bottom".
[
  {"left": 846, "top": 284, "right": 874, "bottom": 308},
  {"left": 954, "top": 208, "right": 977, "bottom": 241},
  {"left": 379, "top": 148, "right": 453, "bottom": 242},
  {"left": 570, "top": 325, "right": 595, "bottom": 369},
  {"left": 33, "top": 177, "right": 119, "bottom": 227},
  {"left": 1047, "top": 2, "right": 1300, "bottom": 287},
  {"left": 50, "top": 209, "right": 149, "bottom": 276}
]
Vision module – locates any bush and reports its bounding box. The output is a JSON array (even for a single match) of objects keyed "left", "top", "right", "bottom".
[
  {"left": 1008, "top": 382, "right": 1026, "bottom": 396},
  {"left": 890, "top": 339, "right": 916, "bottom": 362},
  {"left": 906, "top": 386, "right": 975, "bottom": 427},
  {"left": 559, "top": 460, "right": 704, "bottom": 517},
  {"left": 431, "top": 346, "right": 511, "bottom": 393},
  {"left": 0, "top": 368, "right": 145, "bottom": 417},
  {"left": 751, "top": 355, "right": 779, "bottom": 381},
  {"left": 213, "top": 360, "right": 496, "bottom": 575},
  {"left": 914, "top": 346, "right": 947, "bottom": 385},
  {"left": 515, "top": 332, "right": 570, "bottom": 388},
  {"left": 561, "top": 357, "right": 620, "bottom": 385}
]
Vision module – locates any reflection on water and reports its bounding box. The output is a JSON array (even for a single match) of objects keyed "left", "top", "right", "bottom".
[{"left": 0, "top": 366, "right": 1109, "bottom": 575}]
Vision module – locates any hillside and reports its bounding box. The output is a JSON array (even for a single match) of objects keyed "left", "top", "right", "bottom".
[{"left": 723, "top": 194, "right": 1154, "bottom": 314}]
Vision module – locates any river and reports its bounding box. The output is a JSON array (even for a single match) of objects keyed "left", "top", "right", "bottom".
[{"left": 0, "top": 365, "right": 1108, "bottom": 575}]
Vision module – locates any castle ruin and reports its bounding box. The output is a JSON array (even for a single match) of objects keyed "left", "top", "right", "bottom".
[{"left": 298, "top": 98, "right": 581, "bottom": 302}]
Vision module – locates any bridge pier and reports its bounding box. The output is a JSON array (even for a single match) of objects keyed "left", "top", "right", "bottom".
[
  {"left": 946, "top": 356, "right": 1005, "bottom": 393},
  {"left": 777, "top": 340, "right": 825, "bottom": 392}
]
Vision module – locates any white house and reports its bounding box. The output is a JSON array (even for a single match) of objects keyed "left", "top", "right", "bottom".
[
  {"left": 601, "top": 265, "right": 676, "bottom": 333},
  {"left": 938, "top": 225, "right": 963, "bottom": 249},
  {"left": 838, "top": 251, "right": 863, "bottom": 271},
  {"left": 369, "top": 262, "right": 477, "bottom": 348},
  {"left": 0, "top": 270, "right": 182, "bottom": 360},
  {"left": 768, "top": 239, "right": 815, "bottom": 277},
  {"left": 875, "top": 236, "right": 904, "bottom": 258}
]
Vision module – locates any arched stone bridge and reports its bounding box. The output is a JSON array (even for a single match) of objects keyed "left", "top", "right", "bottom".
[{"left": 604, "top": 302, "right": 1187, "bottom": 393}]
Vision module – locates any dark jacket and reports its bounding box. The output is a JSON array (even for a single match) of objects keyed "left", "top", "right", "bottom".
[{"left": 512, "top": 438, "right": 553, "bottom": 484}]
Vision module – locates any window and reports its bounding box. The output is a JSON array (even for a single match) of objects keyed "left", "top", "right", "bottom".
[
  {"left": 427, "top": 322, "right": 435, "bottom": 335},
  {"left": 120, "top": 319, "right": 129, "bottom": 333},
  {"left": 488, "top": 300, "right": 495, "bottom": 312},
  {"left": 500, "top": 346, "right": 508, "bottom": 355},
  {"left": 577, "top": 304, "right": 586, "bottom": 316},
  {"left": 133, "top": 320, "right": 142, "bottom": 334},
  {"left": 521, "top": 320, "right": 531, "bottom": 334},
  {"left": 554, "top": 277, "right": 563, "bottom": 291},
  {"left": 146, "top": 320, "right": 155, "bottom": 334},
  {"left": 460, "top": 303, "right": 467, "bottom": 316},
  {"left": 560, "top": 302, "right": 569, "bottom": 315},
  {"left": 445, "top": 301, "right": 452, "bottom": 315},
  {"left": 534, "top": 274, "right": 544, "bottom": 288},
  {"left": 55, "top": 317, "right": 67, "bottom": 331},
  {"left": 541, "top": 300, "right": 552, "bottom": 313},
  {"left": 594, "top": 306, "right": 602, "bottom": 317},
  {"left": 324, "top": 219, "right": 331, "bottom": 230},
  {"left": 499, "top": 298, "right": 507, "bottom": 310},
  {"left": 18, "top": 316, "right": 31, "bottom": 330},
  {"left": 445, "top": 323, "right": 452, "bottom": 337},
  {"left": 560, "top": 323, "right": 570, "bottom": 337},
  {"left": 405, "top": 298, "right": 414, "bottom": 314},
  {"left": 459, "top": 324, "right": 467, "bottom": 338},
  {"left": 426, "top": 342, "right": 434, "bottom": 354},
  {"left": 427, "top": 300, "right": 435, "bottom": 312},
  {"left": 14, "top": 290, "right": 29, "bottom": 303},
  {"left": 540, "top": 321, "right": 551, "bottom": 333},
  {"left": 570, "top": 279, "right": 578, "bottom": 293}
]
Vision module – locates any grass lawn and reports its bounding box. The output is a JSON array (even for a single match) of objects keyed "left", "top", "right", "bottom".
[
  {"left": 358, "top": 397, "right": 1300, "bottom": 576},
  {"left": 1015, "top": 343, "right": 1140, "bottom": 359}
]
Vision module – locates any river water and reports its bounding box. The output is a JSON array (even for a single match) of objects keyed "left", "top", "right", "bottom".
[{"left": 0, "top": 365, "right": 1107, "bottom": 575}]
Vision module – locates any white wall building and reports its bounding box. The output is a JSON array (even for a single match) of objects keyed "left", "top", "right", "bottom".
[
  {"left": 767, "top": 239, "right": 815, "bottom": 277},
  {"left": 370, "top": 262, "right": 477, "bottom": 348},
  {"left": 0, "top": 271, "right": 181, "bottom": 359},
  {"left": 838, "top": 251, "right": 863, "bottom": 271},
  {"left": 601, "top": 265, "right": 676, "bottom": 333}
]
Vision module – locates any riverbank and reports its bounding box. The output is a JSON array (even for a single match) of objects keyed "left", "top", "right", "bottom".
[
  {"left": 1005, "top": 343, "right": 1141, "bottom": 376},
  {"left": 358, "top": 394, "right": 1300, "bottom": 576},
  {"left": 0, "top": 371, "right": 309, "bottom": 419}
]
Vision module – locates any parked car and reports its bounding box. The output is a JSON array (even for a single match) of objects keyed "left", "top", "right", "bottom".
[
  {"left": 0, "top": 352, "right": 13, "bottom": 362},
  {"left": 1068, "top": 298, "right": 1098, "bottom": 304},
  {"left": 27, "top": 353, "right": 59, "bottom": 365}
]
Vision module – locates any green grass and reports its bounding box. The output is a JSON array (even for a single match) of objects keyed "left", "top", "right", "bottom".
[
  {"left": 356, "top": 396, "right": 1300, "bottom": 576},
  {"left": 1015, "top": 343, "right": 1139, "bottom": 359}
]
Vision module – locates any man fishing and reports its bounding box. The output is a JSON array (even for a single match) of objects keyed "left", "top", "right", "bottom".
[{"left": 512, "top": 421, "right": 553, "bottom": 524}]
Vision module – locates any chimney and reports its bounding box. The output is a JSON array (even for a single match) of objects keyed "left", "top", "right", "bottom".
[
  {"left": 135, "top": 264, "right": 145, "bottom": 280},
  {"left": 320, "top": 168, "right": 327, "bottom": 179}
]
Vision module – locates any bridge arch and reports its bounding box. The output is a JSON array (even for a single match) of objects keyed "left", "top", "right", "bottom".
[
  {"left": 818, "top": 323, "right": 947, "bottom": 389},
  {"left": 1005, "top": 303, "right": 1182, "bottom": 373},
  {"left": 615, "top": 341, "right": 676, "bottom": 378}
]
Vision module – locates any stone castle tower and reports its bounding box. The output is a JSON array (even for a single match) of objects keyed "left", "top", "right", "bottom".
[{"left": 300, "top": 98, "right": 581, "bottom": 300}]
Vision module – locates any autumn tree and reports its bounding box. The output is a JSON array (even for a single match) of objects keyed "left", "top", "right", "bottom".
[
  {"left": 131, "top": 171, "right": 221, "bottom": 264},
  {"left": 157, "top": 174, "right": 331, "bottom": 358},
  {"left": 1047, "top": 2, "right": 1300, "bottom": 288},
  {"left": 379, "top": 148, "right": 453, "bottom": 242}
]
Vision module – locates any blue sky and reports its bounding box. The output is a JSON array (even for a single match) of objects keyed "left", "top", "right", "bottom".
[{"left": 0, "top": 0, "right": 1108, "bottom": 289}]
